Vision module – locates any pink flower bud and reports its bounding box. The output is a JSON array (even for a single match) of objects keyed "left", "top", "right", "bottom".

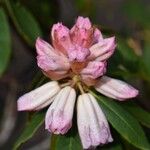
[
  {"left": 17, "top": 81, "right": 60, "bottom": 111},
  {"left": 70, "top": 16, "right": 93, "bottom": 48},
  {"left": 51, "top": 23, "right": 74, "bottom": 55},
  {"left": 77, "top": 93, "right": 113, "bottom": 149},
  {"left": 36, "top": 37, "right": 70, "bottom": 78},
  {"left": 93, "top": 28, "right": 103, "bottom": 43},
  {"left": 89, "top": 36, "right": 116, "bottom": 61},
  {"left": 81, "top": 61, "right": 106, "bottom": 79},
  {"left": 68, "top": 45, "right": 90, "bottom": 62},
  {"left": 45, "top": 86, "right": 76, "bottom": 134},
  {"left": 75, "top": 16, "right": 92, "bottom": 29},
  {"left": 95, "top": 76, "right": 139, "bottom": 101}
]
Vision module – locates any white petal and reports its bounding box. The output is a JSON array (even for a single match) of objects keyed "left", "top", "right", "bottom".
[
  {"left": 77, "top": 95, "right": 91, "bottom": 149},
  {"left": 17, "top": 81, "right": 60, "bottom": 111},
  {"left": 88, "top": 93, "right": 113, "bottom": 142},
  {"left": 77, "top": 93, "right": 113, "bottom": 149},
  {"left": 35, "top": 96, "right": 55, "bottom": 110},
  {"left": 82, "top": 94, "right": 102, "bottom": 146},
  {"left": 45, "top": 86, "right": 76, "bottom": 134},
  {"left": 95, "top": 76, "right": 139, "bottom": 100}
]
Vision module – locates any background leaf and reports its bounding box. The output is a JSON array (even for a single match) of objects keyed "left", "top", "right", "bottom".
[
  {"left": 122, "top": 102, "right": 150, "bottom": 128},
  {"left": 91, "top": 91, "right": 150, "bottom": 150},
  {"left": 123, "top": 0, "right": 150, "bottom": 28},
  {"left": 13, "top": 112, "right": 45, "bottom": 150},
  {"left": 101, "top": 131, "right": 123, "bottom": 150},
  {"left": 5, "top": 0, "right": 42, "bottom": 46},
  {"left": 51, "top": 125, "right": 83, "bottom": 150},
  {"left": 0, "top": 8, "right": 11, "bottom": 76},
  {"left": 117, "top": 38, "right": 139, "bottom": 73},
  {"left": 140, "top": 39, "right": 150, "bottom": 80},
  {"left": 101, "top": 143, "right": 123, "bottom": 150}
]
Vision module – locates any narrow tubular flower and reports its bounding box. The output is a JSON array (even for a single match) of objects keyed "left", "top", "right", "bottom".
[
  {"left": 95, "top": 76, "right": 139, "bottom": 101},
  {"left": 45, "top": 86, "right": 76, "bottom": 134},
  {"left": 17, "top": 81, "right": 60, "bottom": 111},
  {"left": 77, "top": 93, "right": 113, "bottom": 149}
]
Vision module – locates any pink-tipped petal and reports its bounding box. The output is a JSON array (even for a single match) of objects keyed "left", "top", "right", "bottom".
[
  {"left": 36, "top": 37, "right": 70, "bottom": 74},
  {"left": 51, "top": 23, "right": 69, "bottom": 41},
  {"left": 81, "top": 61, "right": 106, "bottom": 79},
  {"left": 17, "top": 81, "right": 60, "bottom": 111},
  {"left": 75, "top": 16, "right": 92, "bottom": 29},
  {"left": 77, "top": 93, "right": 113, "bottom": 149},
  {"left": 36, "top": 37, "right": 56, "bottom": 56},
  {"left": 93, "top": 28, "right": 103, "bottom": 43},
  {"left": 70, "top": 16, "right": 93, "bottom": 48},
  {"left": 95, "top": 49, "right": 114, "bottom": 62},
  {"left": 95, "top": 76, "right": 139, "bottom": 101},
  {"left": 76, "top": 46, "right": 90, "bottom": 62},
  {"left": 68, "top": 45, "right": 90, "bottom": 62},
  {"left": 89, "top": 36, "right": 116, "bottom": 61},
  {"left": 51, "top": 23, "right": 74, "bottom": 55},
  {"left": 45, "top": 86, "right": 76, "bottom": 134}
]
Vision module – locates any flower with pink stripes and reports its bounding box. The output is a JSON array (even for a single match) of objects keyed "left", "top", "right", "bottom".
[{"left": 17, "top": 16, "right": 138, "bottom": 149}]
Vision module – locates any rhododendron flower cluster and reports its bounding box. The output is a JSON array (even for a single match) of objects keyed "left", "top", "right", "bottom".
[{"left": 17, "top": 16, "right": 138, "bottom": 149}]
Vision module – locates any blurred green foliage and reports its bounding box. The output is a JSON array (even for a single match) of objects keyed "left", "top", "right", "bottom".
[{"left": 0, "top": 8, "right": 11, "bottom": 76}]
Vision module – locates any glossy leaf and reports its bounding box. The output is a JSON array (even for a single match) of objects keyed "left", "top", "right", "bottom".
[
  {"left": 0, "top": 8, "right": 11, "bottom": 76},
  {"left": 122, "top": 102, "right": 150, "bottom": 128},
  {"left": 13, "top": 112, "right": 45, "bottom": 150},
  {"left": 5, "top": 0, "right": 42, "bottom": 46},
  {"left": 51, "top": 127, "right": 83, "bottom": 150},
  {"left": 91, "top": 91, "right": 150, "bottom": 150}
]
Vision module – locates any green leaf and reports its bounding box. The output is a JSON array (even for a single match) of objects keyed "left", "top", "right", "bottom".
[
  {"left": 117, "top": 39, "right": 138, "bottom": 62},
  {"left": 13, "top": 112, "right": 45, "bottom": 150},
  {"left": 107, "top": 51, "right": 132, "bottom": 78},
  {"left": 0, "top": 8, "right": 11, "bottom": 76},
  {"left": 91, "top": 91, "right": 150, "bottom": 150},
  {"left": 101, "top": 143, "right": 123, "bottom": 150},
  {"left": 123, "top": 0, "right": 150, "bottom": 28},
  {"left": 117, "top": 38, "right": 139, "bottom": 73},
  {"left": 122, "top": 138, "right": 140, "bottom": 150},
  {"left": 101, "top": 130, "right": 123, "bottom": 150},
  {"left": 5, "top": 0, "right": 42, "bottom": 46},
  {"left": 122, "top": 102, "right": 150, "bottom": 128},
  {"left": 140, "top": 42, "right": 150, "bottom": 80},
  {"left": 51, "top": 127, "right": 83, "bottom": 150},
  {"left": 75, "top": 0, "right": 95, "bottom": 16}
]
